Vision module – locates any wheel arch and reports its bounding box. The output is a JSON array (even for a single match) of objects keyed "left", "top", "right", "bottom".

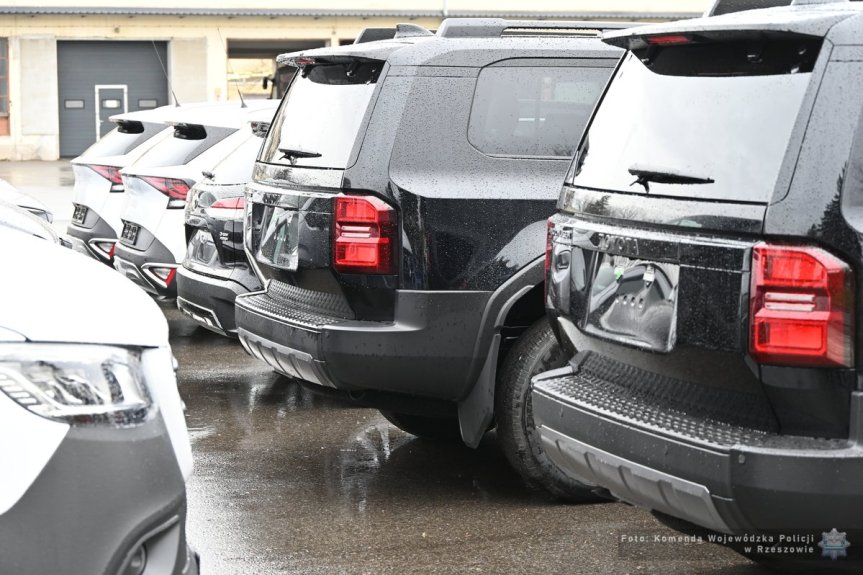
[{"left": 457, "top": 256, "right": 546, "bottom": 447}]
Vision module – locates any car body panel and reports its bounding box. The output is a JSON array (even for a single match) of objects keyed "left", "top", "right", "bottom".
[{"left": 536, "top": 3, "right": 863, "bottom": 536}]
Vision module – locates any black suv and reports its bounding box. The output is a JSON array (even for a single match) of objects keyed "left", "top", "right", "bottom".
[
  {"left": 236, "top": 19, "right": 622, "bottom": 497},
  {"left": 176, "top": 104, "right": 275, "bottom": 336},
  {"left": 535, "top": 0, "right": 863, "bottom": 566}
]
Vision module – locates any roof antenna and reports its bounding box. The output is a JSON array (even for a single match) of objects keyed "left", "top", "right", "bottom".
[
  {"left": 218, "top": 28, "right": 247, "bottom": 108},
  {"left": 151, "top": 40, "right": 180, "bottom": 106}
]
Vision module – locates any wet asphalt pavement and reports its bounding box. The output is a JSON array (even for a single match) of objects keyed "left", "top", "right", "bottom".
[
  {"left": 165, "top": 305, "right": 771, "bottom": 575},
  {"left": 2, "top": 161, "right": 774, "bottom": 575}
]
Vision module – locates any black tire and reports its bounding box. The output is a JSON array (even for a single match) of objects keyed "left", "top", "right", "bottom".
[
  {"left": 380, "top": 410, "right": 462, "bottom": 442},
  {"left": 495, "top": 318, "right": 602, "bottom": 502}
]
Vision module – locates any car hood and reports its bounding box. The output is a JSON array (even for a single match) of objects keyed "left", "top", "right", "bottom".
[{"left": 0, "top": 228, "right": 168, "bottom": 347}]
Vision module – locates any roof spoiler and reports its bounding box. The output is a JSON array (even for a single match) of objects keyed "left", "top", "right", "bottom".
[
  {"left": 704, "top": 0, "right": 792, "bottom": 17},
  {"left": 436, "top": 18, "right": 634, "bottom": 39},
  {"left": 353, "top": 28, "right": 397, "bottom": 44},
  {"left": 353, "top": 24, "right": 433, "bottom": 44}
]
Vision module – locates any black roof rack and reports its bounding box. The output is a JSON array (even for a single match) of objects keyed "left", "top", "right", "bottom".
[
  {"left": 436, "top": 18, "right": 634, "bottom": 39},
  {"left": 353, "top": 28, "right": 398, "bottom": 44},
  {"left": 705, "top": 0, "right": 792, "bottom": 16}
]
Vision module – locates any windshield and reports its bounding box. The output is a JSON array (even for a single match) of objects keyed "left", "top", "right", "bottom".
[
  {"left": 260, "top": 60, "right": 381, "bottom": 169},
  {"left": 569, "top": 37, "right": 819, "bottom": 203}
]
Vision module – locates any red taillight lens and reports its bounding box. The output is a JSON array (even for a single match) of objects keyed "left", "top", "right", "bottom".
[
  {"left": 750, "top": 243, "right": 854, "bottom": 368},
  {"left": 333, "top": 195, "right": 396, "bottom": 275},
  {"left": 646, "top": 34, "right": 691, "bottom": 46},
  {"left": 88, "top": 164, "right": 123, "bottom": 185},
  {"left": 210, "top": 196, "right": 245, "bottom": 210},
  {"left": 140, "top": 176, "right": 191, "bottom": 200}
]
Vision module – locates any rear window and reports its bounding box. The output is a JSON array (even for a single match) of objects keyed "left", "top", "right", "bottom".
[
  {"left": 260, "top": 60, "right": 381, "bottom": 169},
  {"left": 79, "top": 121, "right": 164, "bottom": 158},
  {"left": 131, "top": 125, "right": 236, "bottom": 169},
  {"left": 209, "top": 131, "right": 263, "bottom": 184},
  {"left": 569, "top": 36, "right": 821, "bottom": 203},
  {"left": 468, "top": 65, "right": 611, "bottom": 158}
]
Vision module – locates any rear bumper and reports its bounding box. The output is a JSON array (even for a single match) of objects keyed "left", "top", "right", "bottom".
[
  {"left": 114, "top": 238, "right": 179, "bottom": 299},
  {"left": 531, "top": 360, "right": 863, "bottom": 534},
  {"left": 176, "top": 264, "right": 259, "bottom": 336},
  {"left": 66, "top": 215, "right": 117, "bottom": 264},
  {"left": 235, "top": 282, "right": 490, "bottom": 400}
]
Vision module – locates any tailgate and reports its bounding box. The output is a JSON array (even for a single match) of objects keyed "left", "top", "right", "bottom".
[{"left": 548, "top": 208, "right": 766, "bottom": 400}]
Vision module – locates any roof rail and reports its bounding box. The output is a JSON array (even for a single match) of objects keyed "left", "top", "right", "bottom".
[
  {"left": 354, "top": 28, "right": 398, "bottom": 44},
  {"left": 394, "top": 23, "right": 434, "bottom": 38},
  {"left": 436, "top": 18, "right": 633, "bottom": 39}
]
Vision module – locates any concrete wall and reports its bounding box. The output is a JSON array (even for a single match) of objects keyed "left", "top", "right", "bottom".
[{"left": 6, "top": 36, "right": 60, "bottom": 160}]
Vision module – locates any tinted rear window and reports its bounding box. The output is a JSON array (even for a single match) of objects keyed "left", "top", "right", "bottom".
[
  {"left": 260, "top": 60, "right": 381, "bottom": 169},
  {"left": 79, "top": 121, "right": 164, "bottom": 158},
  {"left": 209, "top": 131, "right": 262, "bottom": 184},
  {"left": 569, "top": 37, "right": 820, "bottom": 203},
  {"left": 129, "top": 126, "right": 236, "bottom": 169},
  {"left": 468, "top": 65, "right": 612, "bottom": 158}
]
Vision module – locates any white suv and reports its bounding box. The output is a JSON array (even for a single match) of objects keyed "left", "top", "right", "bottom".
[{"left": 0, "top": 226, "right": 198, "bottom": 574}]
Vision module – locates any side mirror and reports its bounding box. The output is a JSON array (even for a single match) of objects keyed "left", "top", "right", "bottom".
[{"left": 262, "top": 76, "right": 271, "bottom": 90}]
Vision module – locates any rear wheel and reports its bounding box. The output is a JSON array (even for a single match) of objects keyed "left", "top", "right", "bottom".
[
  {"left": 496, "top": 318, "right": 602, "bottom": 502},
  {"left": 380, "top": 410, "right": 462, "bottom": 442}
]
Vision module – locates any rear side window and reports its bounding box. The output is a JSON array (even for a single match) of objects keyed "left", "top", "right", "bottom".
[
  {"left": 260, "top": 60, "right": 382, "bottom": 169},
  {"left": 468, "top": 65, "right": 611, "bottom": 158},
  {"left": 569, "top": 36, "right": 822, "bottom": 203},
  {"left": 79, "top": 121, "right": 163, "bottom": 158}
]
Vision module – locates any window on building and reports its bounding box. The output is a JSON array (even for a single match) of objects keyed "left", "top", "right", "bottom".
[{"left": 0, "top": 38, "right": 8, "bottom": 136}]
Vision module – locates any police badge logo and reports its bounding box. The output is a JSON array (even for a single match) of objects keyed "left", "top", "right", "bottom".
[{"left": 819, "top": 528, "right": 851, "bottom": 560}]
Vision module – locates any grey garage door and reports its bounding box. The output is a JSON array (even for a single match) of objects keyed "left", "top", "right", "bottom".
[{"left": 57, "top": 41, "right": 169, "bottom": 157}]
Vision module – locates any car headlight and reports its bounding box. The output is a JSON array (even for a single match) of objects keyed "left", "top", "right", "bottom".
[{"left": 0, "top": 344, "right": 151, "bottom": 426}]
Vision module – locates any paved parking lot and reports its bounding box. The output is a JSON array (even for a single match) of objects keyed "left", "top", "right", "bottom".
[{"left": 1, "top": 160, "right": 773, "bottom": 574}]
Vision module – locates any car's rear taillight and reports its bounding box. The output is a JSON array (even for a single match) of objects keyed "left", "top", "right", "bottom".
[
  {"left": 333, "top": 195, "right": 396, "bottom": 275},
  {"left": 87, "top": 164, "right": 123, "bottom": 188},
  {"left": 645, "top": 34, "right": 691, "bottom": 46},
  {"left": 140, "top": 176, "right": 191, "bottom": 201},
  {"left": 750, "top": 243, "right": 854, "bottom": 368},
  {"left": 210, "top": 196, "right": 245, "bottom": 210}
]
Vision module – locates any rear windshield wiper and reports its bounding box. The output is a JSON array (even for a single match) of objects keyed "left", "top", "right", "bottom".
[
  {"left": 628, "top": 163, "right": 714, "bottom": 193},
  {"left": 279, "top": 147, "right": 322, "bottom": 163}
]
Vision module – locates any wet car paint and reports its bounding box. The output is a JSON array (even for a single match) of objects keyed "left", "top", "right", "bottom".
[
  {"left": 164, "top": 305, "right": 771, "bottom": 575},
  {"left": 0, "top": 162, "right": 771, "bottom": 574}
]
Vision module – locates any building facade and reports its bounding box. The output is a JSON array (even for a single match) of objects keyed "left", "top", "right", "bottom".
[{"left": 0, "top": 0, "right": 706, "bottom": 160}]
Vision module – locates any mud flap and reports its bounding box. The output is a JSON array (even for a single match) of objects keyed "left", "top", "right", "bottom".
[{"left": 457, "top": 334, "right": 500, "bottom": 448}]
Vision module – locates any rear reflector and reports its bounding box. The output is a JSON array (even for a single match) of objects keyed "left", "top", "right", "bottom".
[
  {"left": 139, "top": 176, "right": 191, "bottom": 201},
  {"left": 646, "top": 34, "right": 691, "bottom": 46},
  {"left": 88, "top": 164, "right": 123, "bottom": 185},
  {"left": 210, "top": 196, "right": 245, "bottom": 210},
  {"left": 143, "top": 265, "right": 177, "bottom": 288},
  {"left": 750, "top": 243, "right": 854, "bottom": 368},
  {"left": 333, "top": 195, "right": 396, "bottom": 275}
]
